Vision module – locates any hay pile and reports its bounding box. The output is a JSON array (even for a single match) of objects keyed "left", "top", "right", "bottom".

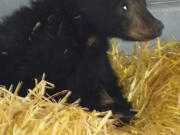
[
  {"left": 1, "top": 38, "right": 180, "bottom": 135},
  {"left": 0, "top": 80, "right": 120, "bottom": 135},
  {"left": 108, "top": 38, "right": 180, "bottom": 134}
]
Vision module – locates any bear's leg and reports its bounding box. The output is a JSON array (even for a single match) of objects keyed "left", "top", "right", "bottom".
[
  {"left": 99, "top": 54, "right": 135, "bottom": 122},
  {"left": 72, "top": 37, "right": 109, "bottom": 110},
  {"left": 73, "top": 54, "right": 102, "bottom": 110}
]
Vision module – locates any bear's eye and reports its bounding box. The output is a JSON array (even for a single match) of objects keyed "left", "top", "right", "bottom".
[{"left": 122, "top": 5, "right": 128, "bottom": 11}]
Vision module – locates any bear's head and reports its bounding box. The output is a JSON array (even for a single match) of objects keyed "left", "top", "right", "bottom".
[{"left": 77, "top": 0, "right": 164, "bottom": 41}]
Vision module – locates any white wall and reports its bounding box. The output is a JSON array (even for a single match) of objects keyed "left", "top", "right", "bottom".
[{"left": 0, "top": 0, "right": 29, "bottom": 17}]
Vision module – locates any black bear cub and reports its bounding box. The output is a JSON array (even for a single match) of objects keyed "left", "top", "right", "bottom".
[{"left": 0, "top": 0, "right": 164, "bottom": 122}]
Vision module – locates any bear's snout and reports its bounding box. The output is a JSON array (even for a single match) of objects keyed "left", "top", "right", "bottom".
[
  {"left": 127, "top": 13, "right": 164, "bottom": 41},
  {"left": 151, "top": 19, "right": 164, "bottom": 37}
]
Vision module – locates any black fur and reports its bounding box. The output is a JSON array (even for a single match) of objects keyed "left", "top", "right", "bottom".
[{"left": 0, "top": 0, "right": 164, "bottom": 121}]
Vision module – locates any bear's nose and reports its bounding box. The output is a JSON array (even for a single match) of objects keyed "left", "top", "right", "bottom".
[{"left": 152, "top": 20, "right": 165, "bottom": 36}]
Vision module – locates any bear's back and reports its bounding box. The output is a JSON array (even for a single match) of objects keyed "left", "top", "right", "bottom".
[{"left": 0, "top": 0, "right": 85, "bottom": 92}]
